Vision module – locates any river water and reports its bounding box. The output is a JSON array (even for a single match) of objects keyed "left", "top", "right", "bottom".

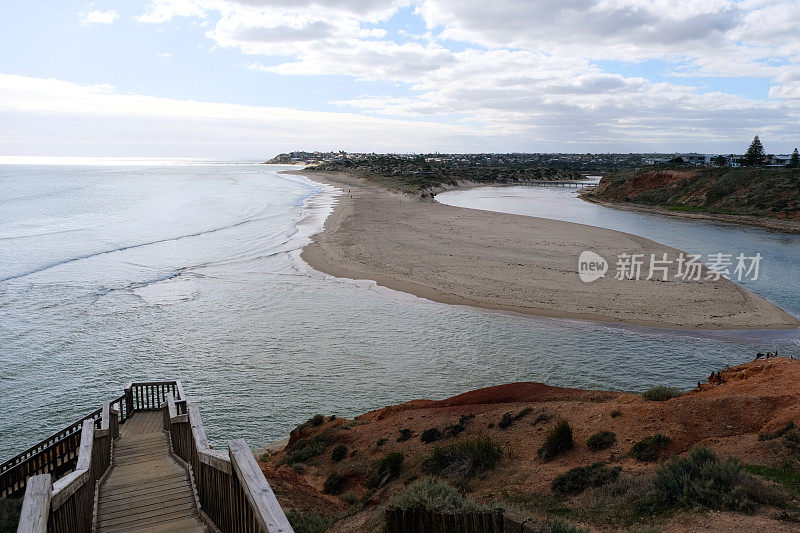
[{"left": 1, "top": 163, "right": 798, "bottom": 456}]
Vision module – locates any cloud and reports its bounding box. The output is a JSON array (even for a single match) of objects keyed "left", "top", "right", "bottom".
[
  {"left": 0, "top": 74, "right": 484, "bottom": 157},
  {"left": 78, "top": 9, "right": 119, "bottom": 26},
  {"left": 25, "top": 1, "right": 800, "bottom": 153}
]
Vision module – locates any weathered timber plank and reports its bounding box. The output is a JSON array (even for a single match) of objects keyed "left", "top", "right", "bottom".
[{"left": 17, "top": 474, "right": 51, "bottom": 533}]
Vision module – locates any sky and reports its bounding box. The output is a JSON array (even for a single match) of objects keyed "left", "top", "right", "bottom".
[{"left": 1, "top": 0, "right": 799, "bottom": 157}]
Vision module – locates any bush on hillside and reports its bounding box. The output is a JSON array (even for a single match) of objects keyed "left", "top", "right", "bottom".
[
  {"left": 366, "top": 452, "right": 404, "bottom": 489},
  {"left": 421, "top": 428, "right": 442, "bottom": 444},
  {"left": 551, "top": 463, "right": 622, "bottom": 495},
  {"left": 586, "top": 431, "right": 617, "bottom": 451},
  {"left": 285, "top": 510, "right": 334, "bottom": 533},
  {"left": 630, "top": 435, "right": 670, "bottom": 462},
  {"left": 280, "top": 434, "right": 329, "bottom": 465},
  {"left": 538, "top": 420, "right": 574, "bottom": 461},
  {"left": 389, "top": 478, "right": 479, "bottom": 512},
  {"left": 331, "top": 444, "right": 347, "bottom": 462},
  {"left": 641, "top": 386, "right": 683, "bottom": 402},
  {"left": 647, "top": 446, "right": 785, "bottom": 513},
  {"left": 423, "top": 437, "right": 503, "bottom": 477}
]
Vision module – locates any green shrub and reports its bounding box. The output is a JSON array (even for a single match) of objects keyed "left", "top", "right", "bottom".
[
  {"left": 538, "top": 420, "right": 574, "bottom": 461},
  {"left": 549, "top": 519, "right": 589, "bottom": 533},
  {"left": 397, "top": 429, "right": 413, "bottom": 442},
  {"left": 280, "top": 434, "right": 329, "bottom": 465},
  {"left": 310, "top": 414, "right": 325, "bottom": 426},
  {"left": 499, "top": 408, "right": 532, "bottom": 429},
  {"left": 366, "top": 452, "right": 404, "bottom": 488},
  {"left": 647, "top": 447, "right": 785, "bottom": 513},
  {"left": 331, "top": 444, "right": 347, "bottom": 462},
  {"left": 285, "top": 510, "right": 334, "bottom": 533},
  {"left": 586, "top": 431, "right": 616, "bottom": 451},
  {"left": 759, "top": 421, "right": 795, "bottom": 441},
  {"left": 389, "top": 478, "right": 479, "bottom": 512},
  {"left": 630, "top": 435, "right": 670, "bottom": 462},
  {"left": 551, "top": 463, "right": 622, "bottom": 495},
  {"left": 423, "top": 437, "right": 503, "bottom": 477},
  {"left": 641, "top": 386, "right": 683, "bottom": 402},
  {"left": 785, "top": 429, "right": 800, "bottom": 452},
  {"left": 445, "top": 413, "right": 475, "bottom": 437},
  {"left": 0, "top": 498, "right": 22, "bottom": 533},
  {"left": 421, "top": 428, "right": 442, "bottom": 443},
  {"left": 323, "top": 472, "right": 346, "bottom": 495}
]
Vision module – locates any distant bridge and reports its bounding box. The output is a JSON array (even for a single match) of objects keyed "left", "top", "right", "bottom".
[{"left": 524, "top": 180, "right": 596, "bottom": 188}]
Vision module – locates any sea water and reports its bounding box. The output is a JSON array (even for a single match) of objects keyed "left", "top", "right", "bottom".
[{"left": 1, "top": 162, "right": 798, "bottom": 455}]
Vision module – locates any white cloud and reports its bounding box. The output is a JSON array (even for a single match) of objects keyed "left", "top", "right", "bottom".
[
  {"left": 0, "top": 74, "right": 484, "bottom": 157},
  {"left": 23, "top": 0, "right": 800, "bottom": 153},
  {"left": 78, "top": 9, "right": 119, "bottom": 26}
]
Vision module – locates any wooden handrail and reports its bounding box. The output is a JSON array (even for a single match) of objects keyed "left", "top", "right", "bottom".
[
  {"left": 2, "top": 381, "right": 178, "bottom": 499},
  {"left": 229, "top": 439, "right": 293, "bottom": 532},
  {"left": 17, "top": 475, "right": 51, "bottom": 533},
  {"left": 165, "top": 400, "right": 292, "bottom": 532}
]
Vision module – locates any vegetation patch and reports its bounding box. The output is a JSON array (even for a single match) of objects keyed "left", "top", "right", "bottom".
[
  {"left": 366, "top": 452, "right": 405, "bottom": 489},
  {"left": 630, "top": 434, "right": 671, "bottom": 462},
  {"left": 285, "top": 510, "right": 335, "bottom": 533},
  {"left": 389, "top": 478, "right": 479, "bottom": 512},
  {"left": 646, "top": 447, "right": 785, "bottom": 514},
  {"left": 785, "top": 429, "right": 800, "bottom": 452},
  {"left": 423, "top": 437, "right": 503, "bottom": 478},
  {"left": 758, "top": 421, "right": 796, "bottom": 441},
  {"left": 641, "top": 386, "right": 683, "bottom": 402},
  {"left": 397, "top": 428, "right": 414, "bottom": 442},
  {"left": 586, "top": 431, "right": 616, "bottom": 451},
  {"left": 550, "top": 519, "right": 589, "bottom": 533},
  {"left": 445, "top": 413, "right": 475, "bottom": 437},
  {"left": 280, "top": 434, "right": 329, "bottom": 465},
  {"left": 551, "top": 463, "right": 622, "bottom": 496},
  {"left": 331, "top": 444, "right": 348, "bottom": 462},
  {"left": 498, "top": 407, "right": 533, "bottom": 429},
  {"left": 323, "top": 472, "right": 346, "bottom": 495},
  {"left": 421, "top": 428, "right": 442, "bottom": 444},
  {"left": 538, "top": 420, "right": 574, "bottom": 461},
  {"left": 0, "top": 498, "right": 22, "bottom": 533}
]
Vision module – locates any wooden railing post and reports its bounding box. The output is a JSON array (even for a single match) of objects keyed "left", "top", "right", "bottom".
[
  {"left": 17, "top": 474, "right": 51, "bottom": 533},
  {"left": 229, "top": 439, "right": 293, "bottom": 533},
  {"left": 124, "top": 384, "right": 133, "bottom": 417}
]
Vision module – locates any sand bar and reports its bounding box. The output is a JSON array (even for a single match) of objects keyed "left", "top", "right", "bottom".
[{"left": 296, "top": 171, "right": 799, "bottom": 330}]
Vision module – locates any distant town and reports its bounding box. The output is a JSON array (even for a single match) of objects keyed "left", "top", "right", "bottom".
[{"left": 268, "top": 146, "right": 799, "bottom": 172}]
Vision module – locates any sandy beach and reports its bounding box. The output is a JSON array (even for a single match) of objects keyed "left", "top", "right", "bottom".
[{"left": 296, "top": 170, "right": 799, "bottom": 330}]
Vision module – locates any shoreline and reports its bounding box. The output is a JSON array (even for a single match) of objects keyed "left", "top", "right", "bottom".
[
  {"left": 294, "top": 170, "right": 799, "bottom": 331},
  {"left": 580, "top": 192, "right": 800, "bottom": 235}
]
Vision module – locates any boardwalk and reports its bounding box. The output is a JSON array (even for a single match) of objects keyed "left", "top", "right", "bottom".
[{"left": 96, "top": 412, "right": 207, "bottom": 532}]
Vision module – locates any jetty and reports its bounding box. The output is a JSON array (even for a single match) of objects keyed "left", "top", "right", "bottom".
[{"left": 2, "top": 380, "right": 293, "bottom": 532}]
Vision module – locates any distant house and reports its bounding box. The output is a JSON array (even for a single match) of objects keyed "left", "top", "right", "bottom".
[{"left": 767, "top": 154, "right": 793, "bottom": 166}]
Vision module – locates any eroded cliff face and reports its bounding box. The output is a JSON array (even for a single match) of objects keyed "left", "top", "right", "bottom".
[{"left": 591, "top": 167, "right": 800, "bottom": 220}]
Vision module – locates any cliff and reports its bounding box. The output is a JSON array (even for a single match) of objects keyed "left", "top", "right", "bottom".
[{"left": 588, "top": 167, "right": 800, "bottom": 221}]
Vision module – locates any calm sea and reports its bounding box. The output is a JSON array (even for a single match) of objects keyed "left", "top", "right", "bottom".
[{"left": 1, "top": 162, "right": 798, "bottom": 456}]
